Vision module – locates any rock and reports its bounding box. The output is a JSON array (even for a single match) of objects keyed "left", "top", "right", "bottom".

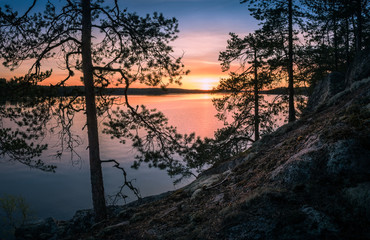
[
  {"left": 306, "top": 72, "right": 346, "bottom": 113},
  {"left": 346, "top": 49, "right": 370, "bottom": 86},
  {"left": 129, "top": 212, "right": 146, "bottom": 223},
  {"left": 270, "top": 159, "right": 312, "bottom": 185},
  {"left": 270, "top": 135, "right": 322, "bottom": 185},
  {"left": 14, "top": 210, "right": 97, "bottom": 239},
  {"left": 158, "top": 206, "right": 177, "bottom": 219},
  {"left": 213, "top": 193, "right": 224, "bottom": 204},
  {"left": 190, "top": 212, "right": 204, "bottom": 223},
  {"left": 102, "top": 221, "right": 129, "bottom": 233},
  {"left": 326, "top": 139, "right": 370, "bottom": 177},
  {"left": 39, "top": 233, "right": 54, "bottom": 240},
  {"left": 185, "top": 174, "right": 221, "bottom": 194},
  {"left": 15, "top": 218, "right": 57, "bottom": 240},
  {"left": 90, "top": 220, "right": 108, "bottom": 231},
  {"left": 190, "top": 189, "right": 203, "bottom": 200},
  {"left": 68, "top": 209, "right": 95, "bottom": 234},
  {"left": 224, "top": 216, "right": 274, "bottom": 240},
  {"left": 300, "top": 206, "right": 338, "bottom": 235},
  {"left": 326, "top": 140, "right": 354, "bottom": 175},
  {"left": 117, "top": 208, "right": 135, "bottom": 220},
  {"left": 344, "top": 182, "right": 370, "bottom": 220}
]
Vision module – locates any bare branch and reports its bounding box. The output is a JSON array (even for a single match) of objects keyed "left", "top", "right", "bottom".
[{"left": 101, "top": 159, "right": 141, "bottom": 204}]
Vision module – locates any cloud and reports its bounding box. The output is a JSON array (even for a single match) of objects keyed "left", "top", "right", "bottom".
[{"left": 173, "top": 31, "right": 228, "bottom": 61}]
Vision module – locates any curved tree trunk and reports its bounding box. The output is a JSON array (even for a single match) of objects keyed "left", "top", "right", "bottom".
[{"left": 81, "top": 0, "right": 107, "bottom": 221}]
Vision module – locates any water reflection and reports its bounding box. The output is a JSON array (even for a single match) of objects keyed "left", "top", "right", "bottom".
[
  {"left": 0, "top": 94, "right": 289, "bottom": 221},
  {"left": 0, "top": 94, "right": 222, "bottom": 221}
]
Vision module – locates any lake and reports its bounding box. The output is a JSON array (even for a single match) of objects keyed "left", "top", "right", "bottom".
[{"left": 0, "top": 94, "right": 286, "bottom": 223}]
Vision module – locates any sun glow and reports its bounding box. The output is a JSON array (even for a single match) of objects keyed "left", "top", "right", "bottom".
[
  {"left": 201, "top": 83, "right": 212, "bottom": 90},
  {"left": 192, "top": 77, "right": 219, "bottom": 90}
]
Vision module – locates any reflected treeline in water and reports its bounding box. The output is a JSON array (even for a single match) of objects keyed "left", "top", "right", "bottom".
[
  {"left": 0, "top": 75, "right": 56, "bottom": 171},
  {"left": 0, "top": 77, "right": 203, "bottom": 199},
  {"left": 0, "top": 75, "right": 109, "bottom": 171},
  {"left": 0, "top": 75, "right": 304, "bottom": 209},
  {"left": 0, "top": 77, "right": 302, "bottom": 183}
]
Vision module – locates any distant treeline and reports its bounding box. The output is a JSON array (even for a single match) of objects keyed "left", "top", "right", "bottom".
[
  {"left": 0, "top": 78, "right": 308, "bottom": 102},
  {"left": 0, "top": 78, "right": 214, "bottom": 100}
]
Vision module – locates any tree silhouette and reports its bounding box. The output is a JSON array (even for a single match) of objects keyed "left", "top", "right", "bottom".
[
  {"left": 0, "top": 74, "right": 57, "bottom": 172},
  {"left": 300, "top": 0, "right": 370, "bottom": 86},
  {"left": 218, "top": 31, "right": 282, "bottom": 142},
  {"left": 0, "top": 0, "right": 187, "bottom": 221},
  {"left": 240, "top": 0, "right": 303, "bottom": 122}
]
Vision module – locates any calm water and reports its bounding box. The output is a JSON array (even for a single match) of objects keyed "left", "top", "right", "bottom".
[
  {"left": 0, "top": 94, "right": 225, "bottom": 222},
  {"left": 0, "top": 93, "right": 286, "bottom": 224}
]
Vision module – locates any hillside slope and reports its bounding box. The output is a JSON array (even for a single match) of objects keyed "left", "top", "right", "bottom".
[{"left": 16, "top": 52, "right": 370, "bottom": 240}]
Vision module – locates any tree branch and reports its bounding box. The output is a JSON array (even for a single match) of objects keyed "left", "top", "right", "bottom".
[{"left": 101, "top": 159, "right": 141, "bottom": 204}]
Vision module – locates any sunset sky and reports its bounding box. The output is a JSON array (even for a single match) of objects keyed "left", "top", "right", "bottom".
[{"left": 0, "top": 0, "right": 258, "bottom": 90}]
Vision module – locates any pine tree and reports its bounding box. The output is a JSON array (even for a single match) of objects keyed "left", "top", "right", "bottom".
[
  {"left": 217, "top": 31, "right": 281, "bottom": 142},
  {"left": 0, "top": 0, "right": 187, "bottom": 220},
  {"left": 240, "top": 0, "right": 302, "bottom": 122}
]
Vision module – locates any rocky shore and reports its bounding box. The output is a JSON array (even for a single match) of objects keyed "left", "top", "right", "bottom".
[{"left": 16, "top": 51, "right": 370, "bottom": 239}]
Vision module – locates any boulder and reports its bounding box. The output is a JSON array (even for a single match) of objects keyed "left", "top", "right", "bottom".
[
  {"left": 346, "top": 49, "right": 370, "bottom": 86},
  {"left": 306, "top": 72, "right": 345, "bottom": 113},
  {"left": 14, "top": 218, "right": 57, "bottom": 240}
]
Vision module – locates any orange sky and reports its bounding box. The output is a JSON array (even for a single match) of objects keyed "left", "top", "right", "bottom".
[
  {"left": 0, "top": 32, "right": 233, "bottom": 90},
  {"left": 0, "top": 0, "right": 258, "bottom": 90}
]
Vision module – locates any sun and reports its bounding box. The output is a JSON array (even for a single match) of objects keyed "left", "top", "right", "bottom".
[
  {"left": 184, "top": 77, "right": 220, "bottom": 90},
  {"left": 201, "top": 83, "right": 212, "bottom": 90},
  {"left": 198, "top": 78, "right": 218, "bottom": 90}
]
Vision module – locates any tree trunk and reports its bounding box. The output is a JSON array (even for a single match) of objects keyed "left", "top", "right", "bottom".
[
  {"left": 345, "top": 16, "right": 350, "bottom": 69},
  {"left": 355, "top": 0, "right": 362, "bottom": 52},
  {"left": 253, "top": 48, "right": 259, "bottom": 141},
  {"left": 288, "top": 0, "right": 296, "bottom": 122},
  {"left": 81, "top": 0, "right": 107, "bottom": 221},
  {"left": 332, "top": 1, "right": 338, "bottom": 71}
]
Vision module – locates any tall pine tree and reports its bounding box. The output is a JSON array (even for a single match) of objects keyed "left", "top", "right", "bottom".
[{"left": 240, "top": 0, "right": 302, "bottom": 122}]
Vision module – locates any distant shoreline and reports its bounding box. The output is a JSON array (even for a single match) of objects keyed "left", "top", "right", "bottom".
[
  {"left": 1, "top": 83, "right": 310, "bottom": 99},
  {"left": 49, "top": 86, "right": 310, "bottom": 96}
]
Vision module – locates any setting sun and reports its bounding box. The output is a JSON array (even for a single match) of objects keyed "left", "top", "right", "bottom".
[
  {"left": 189, "top": 77, "right": 219, "bottom": 90},
  {"left": 201, "top": 83, "right": 212, "bottom": 90}
]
